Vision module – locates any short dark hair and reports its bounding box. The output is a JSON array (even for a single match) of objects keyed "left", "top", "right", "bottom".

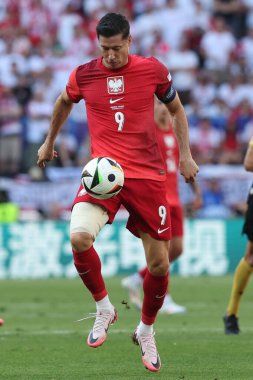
[{"left": 96, "top": 13, "right": 130, "bottom": 40}]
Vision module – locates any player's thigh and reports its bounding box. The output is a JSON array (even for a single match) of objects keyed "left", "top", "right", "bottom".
[{"left": 70, "top": 202, "right": 109, "bottom": 240}]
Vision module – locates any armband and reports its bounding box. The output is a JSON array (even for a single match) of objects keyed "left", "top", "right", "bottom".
[
  {"left": 249, "top": 139, "right": 253, "bottom": 148},
  {"left": 161, "top": 85, "right": 176, "bottom": 104}
]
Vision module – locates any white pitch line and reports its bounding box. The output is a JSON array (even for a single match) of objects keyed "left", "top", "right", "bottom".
[{"left": 1, "top": 327, "right": 253, "bottom": 337}]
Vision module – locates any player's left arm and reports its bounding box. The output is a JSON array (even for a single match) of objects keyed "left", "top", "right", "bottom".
[
  {"left": 165, "top": 93, "right": 199, "bottom": 183},
  {"left": 244, "top": 137, "right": 253, "bottom": 172}
]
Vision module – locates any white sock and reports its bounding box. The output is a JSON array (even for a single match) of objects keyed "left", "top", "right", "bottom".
[
  {"left": 137, "top": 321, "right": 153, "bottom": 335},
  {"left": 96, "top": 295, "right": 114, "bottom": 312}
]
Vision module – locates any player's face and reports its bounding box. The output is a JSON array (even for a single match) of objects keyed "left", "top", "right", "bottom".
[{"left": 99, "top": 34, "right": 131, "bottom": 69}]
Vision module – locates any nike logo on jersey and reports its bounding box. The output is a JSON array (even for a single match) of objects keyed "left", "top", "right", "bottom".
[
  {"left": 110, "top": 97, "right": 124, "bottom": 104},
  {"left": 157, "top": 227, "right": 170, "bottom": 234}
]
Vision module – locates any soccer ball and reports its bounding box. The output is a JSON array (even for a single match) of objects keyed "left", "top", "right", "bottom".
[{"left": 81, "top": 157, "right": 124, "bottom": 199}]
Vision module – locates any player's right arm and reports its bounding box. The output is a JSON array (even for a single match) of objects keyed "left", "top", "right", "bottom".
[
  {"left": 244, "top": 137, "right": 253, "bottom": 172},
  {"left": 37, "top": 90, "right": 74, "bottom": 168}
]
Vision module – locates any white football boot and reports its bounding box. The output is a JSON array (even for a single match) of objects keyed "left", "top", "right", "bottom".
[
  {"left": 132, "top": 329, "right": 161, "bottom": 372},
  {"left": 121, "top": 273, "right": 143, "bottom": 309},
  {"left": 160, "top": 294, "right": 186, "bottom": 315}
]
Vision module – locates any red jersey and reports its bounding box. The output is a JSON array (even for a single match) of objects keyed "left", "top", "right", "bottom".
[
  {"left": 66, "top": 55, "right": 173, "bottom": 181},
  {"left": 156, "top": 127, "right": 180, "bottom": 206}
]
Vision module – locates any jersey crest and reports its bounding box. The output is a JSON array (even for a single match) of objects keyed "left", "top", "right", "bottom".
[{"left": 107, "top": 76, "right": 124, "bottom": 94}]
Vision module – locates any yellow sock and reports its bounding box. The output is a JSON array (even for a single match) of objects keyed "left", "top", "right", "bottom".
[{"left": 227, "top": 258, "right": 253, "bottom": 316}]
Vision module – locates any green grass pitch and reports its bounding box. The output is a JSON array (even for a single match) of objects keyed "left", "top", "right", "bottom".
[{"left": 1, "top": 276, "right": 253, "bottom": 380}]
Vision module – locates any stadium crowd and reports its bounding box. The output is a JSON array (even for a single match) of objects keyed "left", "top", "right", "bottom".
[{"left": 1, "top": 0, "right": 253, "bottom": 218}]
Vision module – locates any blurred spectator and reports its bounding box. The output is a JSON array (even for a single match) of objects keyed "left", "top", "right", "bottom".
[
  {"left": 244, "top": 0, "right": 253, "bottom": 28},
  {"left": 57, "top": 130, "right": 79, "bottom": 167},
  {"left": 0, "top": 85, "right": 22, "bottom": 176},
  {"left": 218, "top": 120, "right": 243, "bottom": 164},
  {"left": 49, "top": 46, "right": 81, "bottom": 95},
  {"left": 204, "top": 96, "right": 230, "bottom": 130},
  {"left": 76, "top": 136, "right": 91, "bottom": 167},
  {"left": 239, "top": 118, "right": 253, "bottom": 150},
  {"left": 66, "top": 23, "right": 95, "bottom": 60},
  {"left": 190, "top": 117, "right": 224, "bottom": 164},
  {"left": 12, "top": 74, "right": 33, "bottom": 171},
  {"left": 196, "top": 178, "right": 234, "bottom": 217},
  {"left": 44, "top": 201, "right": 71, "bottom": 220},
  {"left": 57, "top": 3, "right": 83, "bottom": 50},
  {"left": 186, "top": 0, "right": 211, "bottom": 31},
  {"left": 12, "top": 75, "right": 33, "bottom": 113},
  {"left": 62, "top": 101, "right": 89, "bottom": 150},
  {"left": 148, "top": 29, "right": 171, "bottom": 63},
  {"left": 166, "top": 33, "right": 199, "bottom": 104},
  {"left": 23, "top": 88, "right": 53, "bottom": 172},
  {"left": 213, "top": 0, "right": 247, "bottom": 38},
  {"left": 159, "top": 0, "right": 193, "bottom": 50},
  {"left": 0, "top": 188, "right": 19, "bottom": 222},
  {"left": 0, "top": 42, "right": 26, "bottom": 87},
  {"left": 191, "top": 71, "right": 217, "bottom": 106},
  {"left": 182, "top": 0, "right": 211, "bottom": 67},
  {"left": 19, "top": 0, "right": 53, "bottom": 45},
  {"left": 131, "top": 6, "right": 163, "bottom": 55},
  {"left": 200, "top": 16, "right": 236, "bottom": 74},
  {"left": 229, "top": 99, "right": 253, "bottom": 136},
  {"left": 238, "top": 26, "right": 253, "bottom": 73},
  {"left": 131, "top": 0, "right": 166, "bottom": 18},
  {"left": 217, "top": 73, "right": 248, "bottom": 107}
]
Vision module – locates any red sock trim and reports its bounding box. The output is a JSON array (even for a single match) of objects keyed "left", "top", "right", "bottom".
[
  {"left": 141, "top": 313, "right": 157, "bottom": 325},
  {"left": 93, "top": 289, "right": 108, "bottom": 302}
]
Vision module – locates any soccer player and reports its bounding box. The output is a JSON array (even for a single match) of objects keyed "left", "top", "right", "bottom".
[
  {"left": 223, "top": 137, "right": 253, "bottom": 334},
  {"left": 122, "top": 98, "right": 202, "bottom": 314},
  {"left": 37, "top": 13, "right": 199, "bottom": 372}
]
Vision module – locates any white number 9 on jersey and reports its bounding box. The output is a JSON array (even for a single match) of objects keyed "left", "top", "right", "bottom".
[{"left": 115, "top": 111, "right": 124, "bottom": 131}]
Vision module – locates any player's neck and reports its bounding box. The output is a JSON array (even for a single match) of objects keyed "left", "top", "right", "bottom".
[{"left": 100, "top": 56, "right": 131, "bottom": 71}]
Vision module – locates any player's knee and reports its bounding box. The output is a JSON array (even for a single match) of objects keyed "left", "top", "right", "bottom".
[
  {"left": 148, "top": 258, "right": 169, "bottom": 276},
  {"left": 70, "top": 232, "right": 93, "bottom": 252}
]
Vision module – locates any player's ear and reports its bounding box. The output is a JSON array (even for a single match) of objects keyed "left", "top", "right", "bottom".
[{"left": 128, "top": 35, "right": 132, "bottom": 46}]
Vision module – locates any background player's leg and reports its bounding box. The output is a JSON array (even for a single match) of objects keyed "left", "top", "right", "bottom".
[
  {"left": 122, "top": 236, "right": 186, "bottom": 314},
  {"left": 161, "top": 236, "right": 186, "bottom": 314},
  {"left": 224, "top": 241, "right": 253, "bottom": 334}
]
